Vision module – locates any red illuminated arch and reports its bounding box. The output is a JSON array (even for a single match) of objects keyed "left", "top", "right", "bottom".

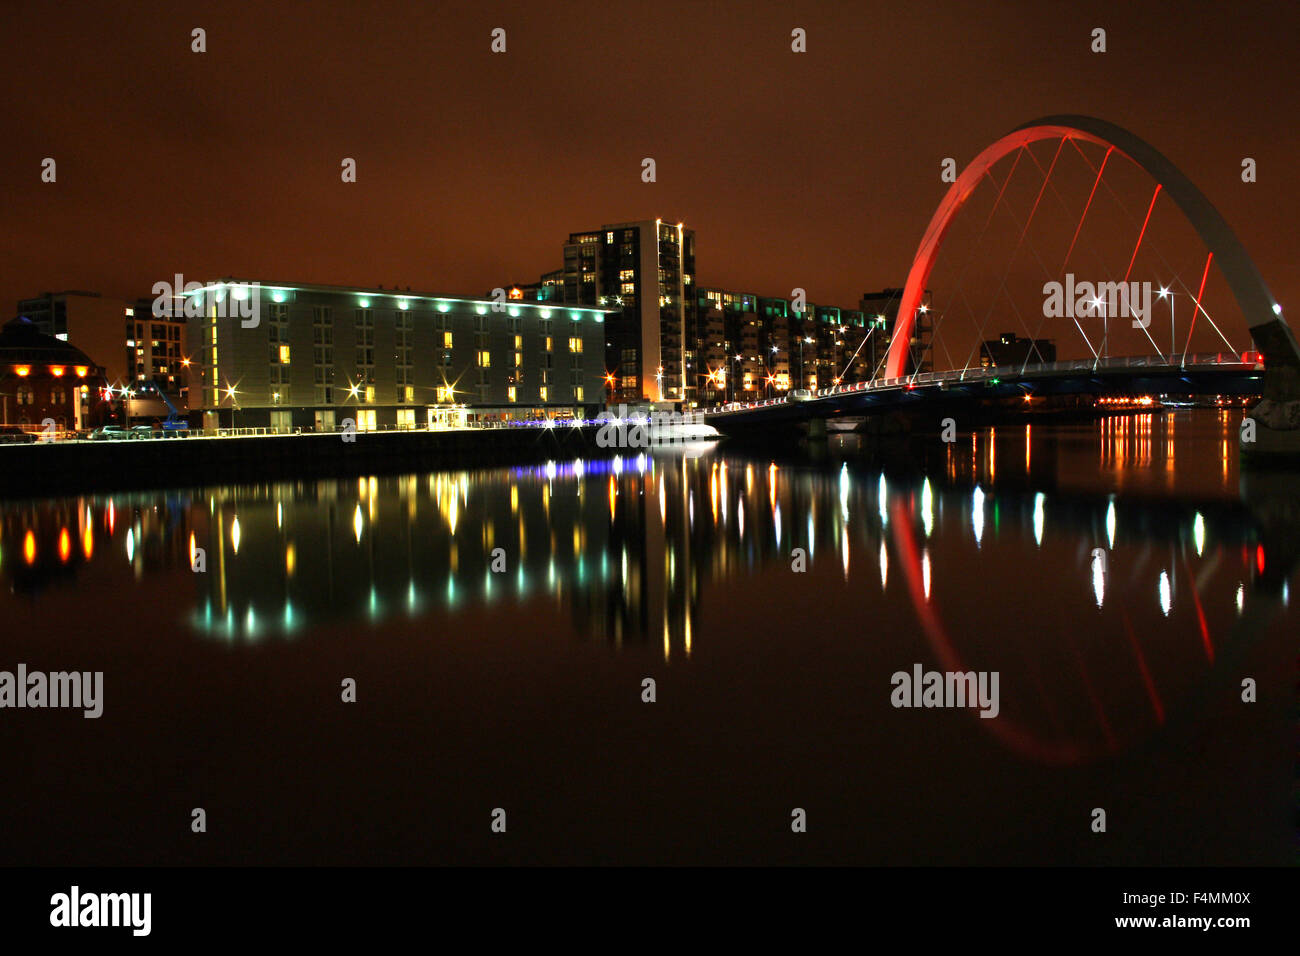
[{"left": 883, "top": 115, "right": 1294, "bottom": 380}]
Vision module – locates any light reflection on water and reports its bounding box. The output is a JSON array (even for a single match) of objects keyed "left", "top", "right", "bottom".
[{"left": 0, "top": 410, "right": 1293, "bottom": 770}]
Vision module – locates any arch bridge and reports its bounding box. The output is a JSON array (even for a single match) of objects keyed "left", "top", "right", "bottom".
[{"left": 704, "top": 115, "right": 1296, "bottom": 437}]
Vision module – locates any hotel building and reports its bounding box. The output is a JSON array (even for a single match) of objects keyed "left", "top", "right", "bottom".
[{"left": 182, "top": 280, "right": 610, "bottom": 432}]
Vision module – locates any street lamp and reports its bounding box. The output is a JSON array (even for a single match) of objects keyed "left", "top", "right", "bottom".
[
  {"left": 1158, "top": 287, "right": 1175, "bottom": 361},
  {"left": 799, "top": 336, "right": 813, "bottom": 389},
  {"left": 225, "top": 384, "right": 239, "bottom": 430}
]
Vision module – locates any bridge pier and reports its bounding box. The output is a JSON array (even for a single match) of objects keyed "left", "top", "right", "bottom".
[
  {"left": 806, "top": 417, "right": 828, "bottom": 441},
  {"left": 1244, "top": 315, "right": 1300, "bottom": 461}
]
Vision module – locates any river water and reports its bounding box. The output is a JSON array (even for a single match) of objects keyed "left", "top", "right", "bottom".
[{"left": 0, "top": 409, "right": 1294, "bottom": 864}]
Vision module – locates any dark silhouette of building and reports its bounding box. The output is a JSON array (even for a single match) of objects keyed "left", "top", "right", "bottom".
[{"left": 980, "top": 332, "right": 1056, "bottom": 368}]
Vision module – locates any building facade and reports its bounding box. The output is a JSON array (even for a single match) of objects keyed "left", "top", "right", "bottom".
[
  {"left": 860, "top": 287, "right": 934, "bottom": 375},
  {"left": 130, "top": 297, "right": 187, "bottom": 393},
  {"left": 0, "top": 317, "right": 110, "bottom": 432},
  {"left": 510, "top": 222, "right": 928, "bottom": 406},
  {"left": 694, "top": 289, "right": 883, "bottom": 402},
  {"left": 182, "top": 281, "right": 609, "bottom": 431},
  {"left": 554, "top": 220, "right": 696, "bottom": 405}
]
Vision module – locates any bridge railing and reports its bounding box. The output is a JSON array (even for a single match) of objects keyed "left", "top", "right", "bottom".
[{"left": 700, "top": 353, "right": 1260, "bottom": 415}]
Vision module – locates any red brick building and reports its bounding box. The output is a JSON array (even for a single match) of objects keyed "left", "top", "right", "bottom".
[{"left": 0, "top": 317, "right": 111, "bottom": 432}]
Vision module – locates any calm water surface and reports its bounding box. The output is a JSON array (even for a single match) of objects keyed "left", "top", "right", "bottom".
[{"left": 1, "top": 409, "right": 1294, "bottom": 864}]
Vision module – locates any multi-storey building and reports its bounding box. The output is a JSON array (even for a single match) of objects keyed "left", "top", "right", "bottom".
[
  {"left": 507, "top": 222, "right": 925, "bottom": 405},
  {"left": 555, "top": 220, "right": 696, "bottom": 404},
  {"left": 860, "top": 287, "right": 933, "bottom": 375},
  {"left": 182, "top": 280, "right": 609, "bottom": 432},
  {"left": 696, "top": 289, "right": 879, "bottom": 401},
  {"left": 130, "top": 296, "right": 187, "bottom": 392}
]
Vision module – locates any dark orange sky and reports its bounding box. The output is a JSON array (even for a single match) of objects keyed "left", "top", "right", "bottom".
[{"left": 3, "top": 0, "right": 1296, "bottom": 343}]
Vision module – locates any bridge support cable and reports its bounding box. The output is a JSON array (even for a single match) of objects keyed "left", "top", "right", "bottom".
[
  {"left": 1073, "top": 318, "right": 1100, "bottom": 360},
  {"left": 1108, "top": 182, "right": 1171, "bottom": 360},
  {"left": 1025, "top": 141, "right": 1177, "bottom": 363},
  {"left": 1182, "top": 253, "right": 1215, "bottom": 366},
  {"left": 1123, "top": 184, "right": 1162, "bottom": 284},
  {"left": 837, "top": 322, "right": 877, "bottom": 382},
  {"left": 915, "top": 163, "right": 1024, "bottom": 383},
  {"left": 1015, "top": 137, "right": 1155, "bottom": 367},
  {"left": 957, "top": 138, "right": 1096, "bottom": 374},
  {"left": 1066, "top": 136, "right": 1239, "bottom": 355},
  {"left": 984, "top": 147, "right": 1026, "bottom": 230},
  {"left": 1062, "top": 145, "right": 1115, "bottom": 274},
  {"left": 1176, "top": 253, "right": 1238, "bottom": 358}
]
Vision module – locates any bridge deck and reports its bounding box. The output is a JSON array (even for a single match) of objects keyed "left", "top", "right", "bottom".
[{"left": 701, "top": 354, "right": 1263, "bottom": 423}]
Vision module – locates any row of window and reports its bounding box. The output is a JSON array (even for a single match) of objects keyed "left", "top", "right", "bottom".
[
  {"left": 14, "top": 386, "right": 72, "bottom": 405},
  {"left": 291, "top": 384, "right": 580, "bottom": 406}
]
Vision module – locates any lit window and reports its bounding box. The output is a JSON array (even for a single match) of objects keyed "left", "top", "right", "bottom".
[
  {"left": 477, "top": 350, "right": 491, "bottom": 367},
  {"left": 279, "top": 345, "right": 290, "bottom": 364},
  {"left": 443, "top": 331, "right": 453, "bottom": 347},
  {"left": 538, "top": 386, "right": 548, "bottom": 402},
  {"left": 507, "top": 386, "right": 517, "bottom": 403},
  {"left": 569, "top": 337, "right": 583, "bottom": 353}
]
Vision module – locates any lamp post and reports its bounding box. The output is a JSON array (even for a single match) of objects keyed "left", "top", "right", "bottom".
[
  {"left": 1158, "top": 287, "right": 1175, "bottom": 363},
  {"left": 799, "top": 336, "right": 813, "bottom": 389}
]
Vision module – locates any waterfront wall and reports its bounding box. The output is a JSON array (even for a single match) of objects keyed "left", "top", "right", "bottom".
[{"left": 0, "top": 427, "right": 611, "bottom": 498}]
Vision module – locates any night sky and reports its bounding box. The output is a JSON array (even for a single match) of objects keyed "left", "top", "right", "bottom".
[{"left": 3, "top": 0, "right": 1296, "bottom": 352}]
